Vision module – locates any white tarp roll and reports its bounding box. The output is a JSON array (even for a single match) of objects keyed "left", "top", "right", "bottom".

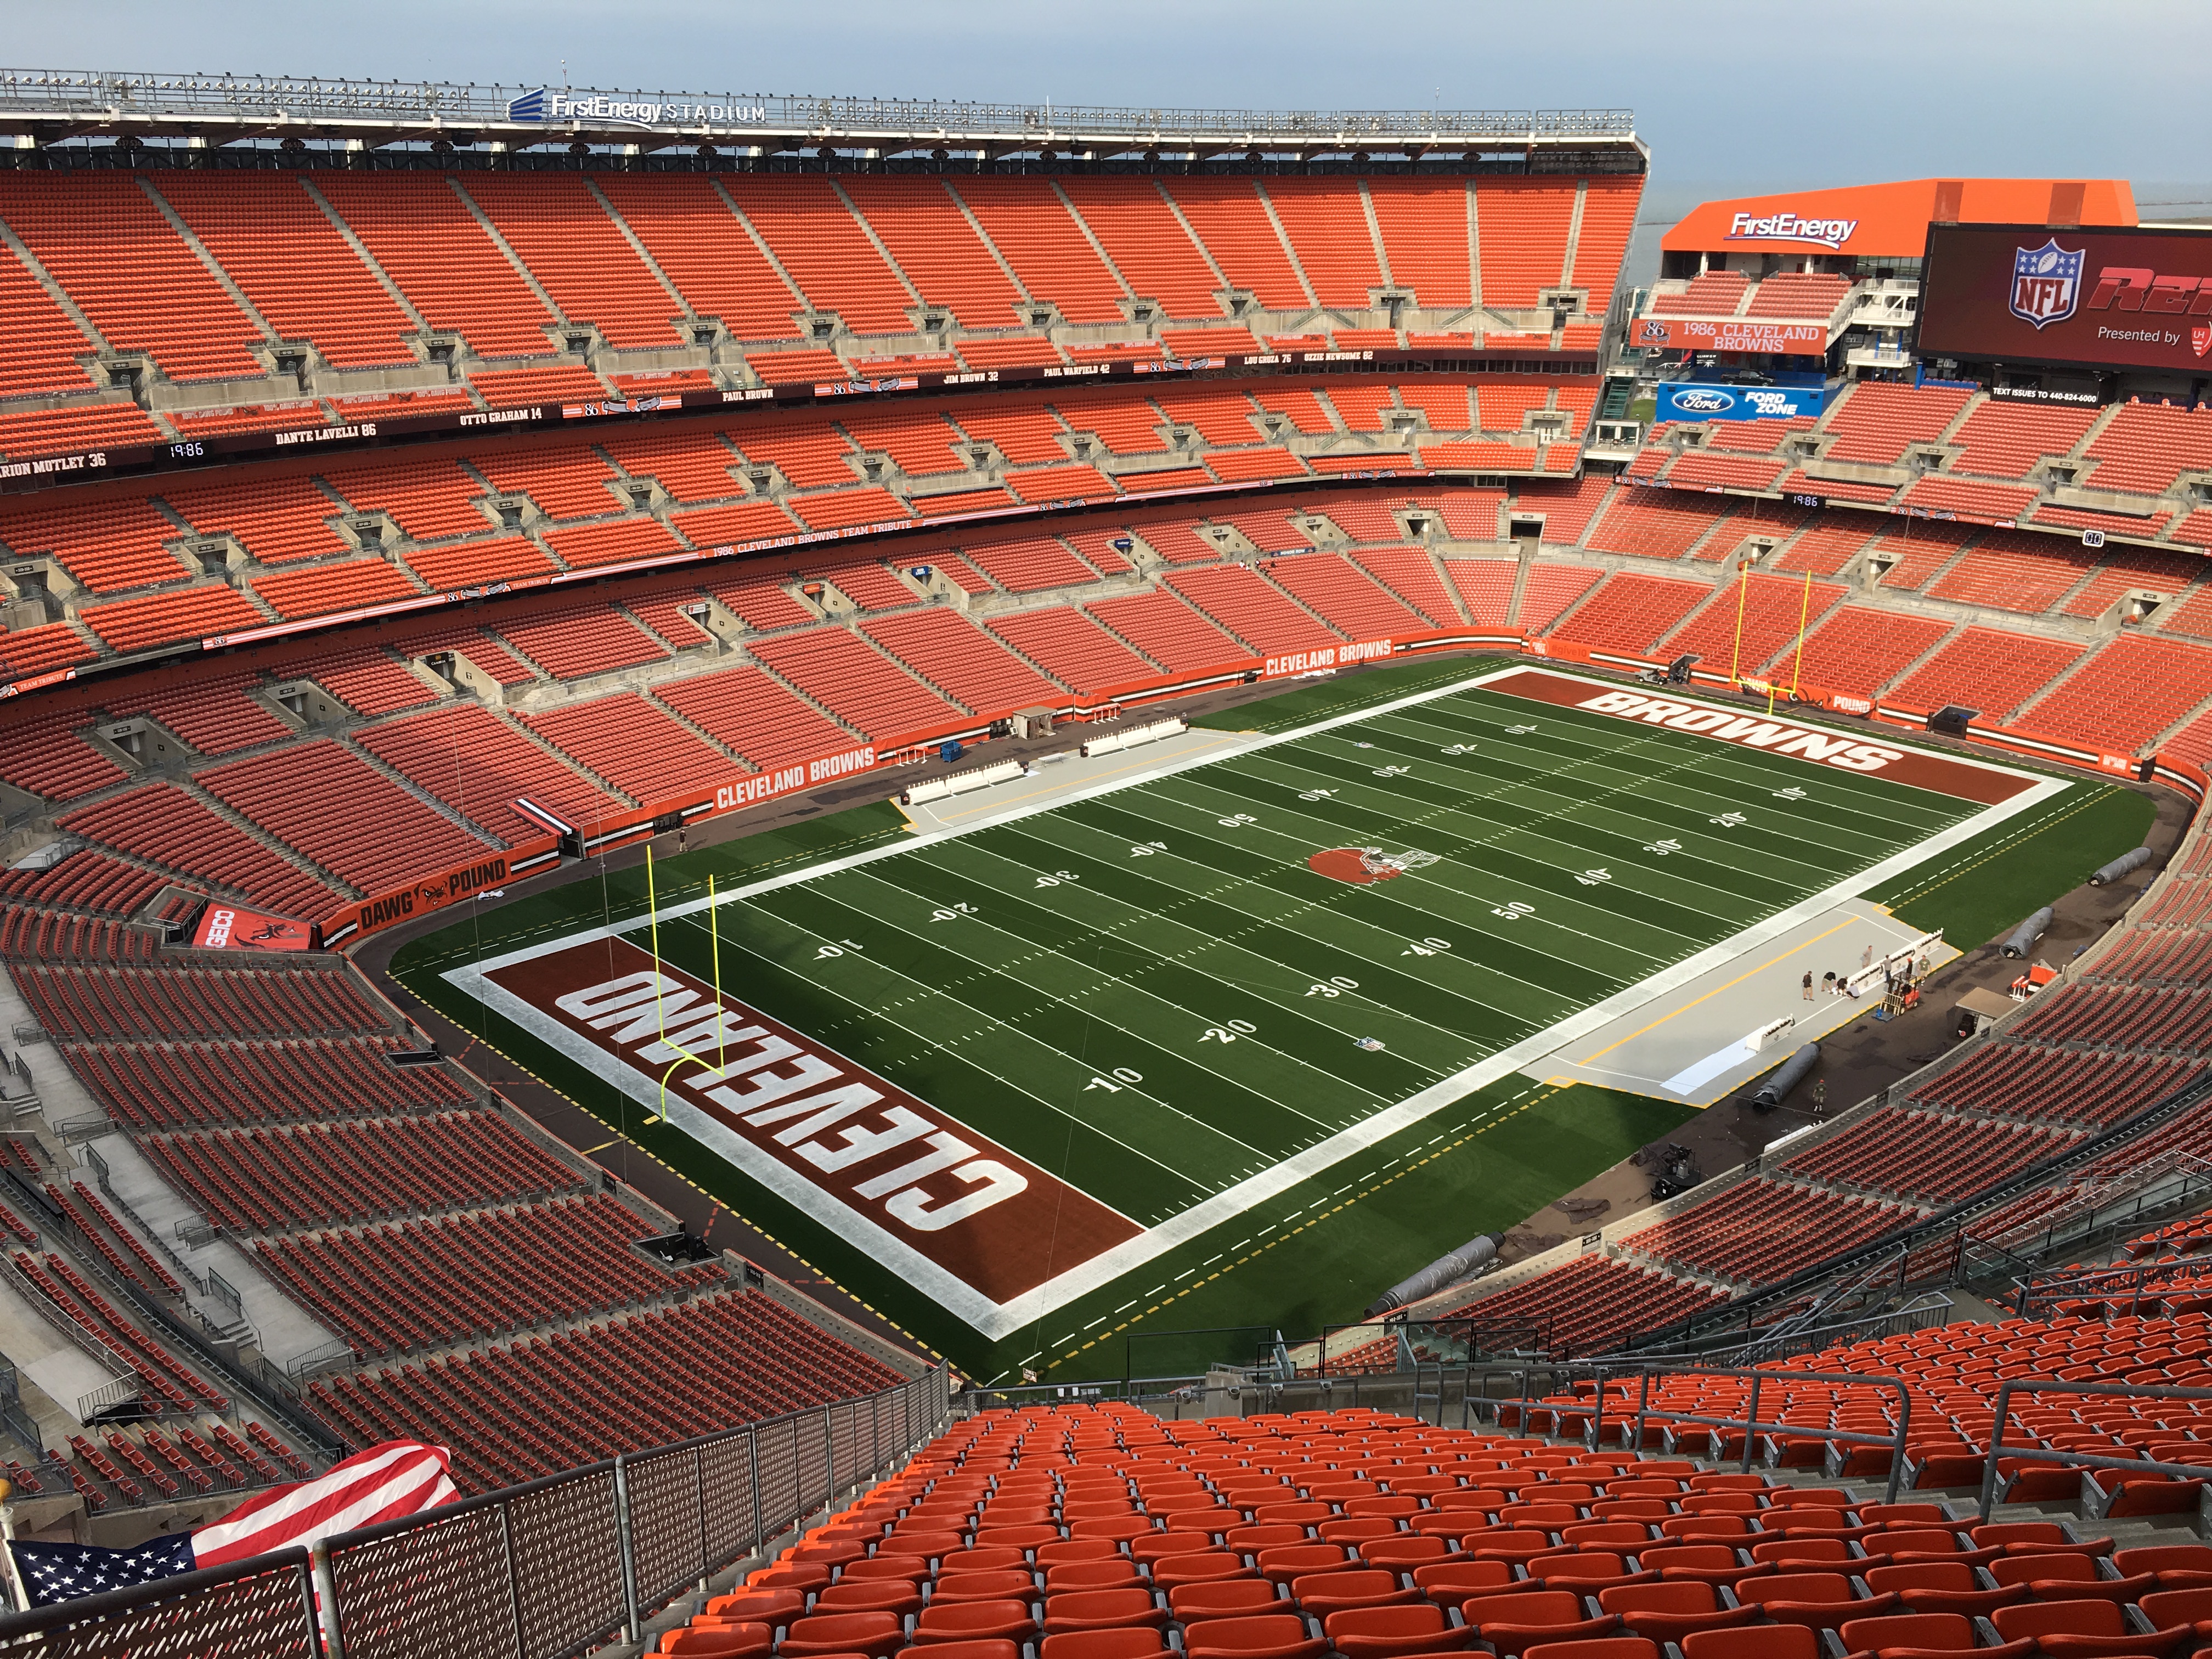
[
  {"left": 1079, "top": 716, "right": 1187, "bottom": 759},
  {"left": 900, "top": 759, "right": 1026, "bottom": 807}
]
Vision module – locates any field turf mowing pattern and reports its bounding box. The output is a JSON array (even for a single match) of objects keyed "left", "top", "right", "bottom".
[{"left": 397, "top": 659, "right": 2138, "bottom": 1376}]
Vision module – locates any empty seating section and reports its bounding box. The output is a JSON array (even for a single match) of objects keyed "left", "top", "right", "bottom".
[
  {"left": 16, "top": 962, "right": 377, "bottom": 1041},
  {"left": 1086, "top": 590, "right": 1246, "bottom": 672},
  {"left": 0, "top": 851, "right": 159, "bottom": 917},
  {"left": 1661, "top": 450, "right": 1787, "bottom": 491},
  {"left": 599, "top": 431, "right": 741, "bottom": 502},
  {"left": 1475, "top": 179, "right": 1575, "bottom": 307},
  {"left": 1585, "top": 490, "right": 1733, "bottom": 560},
  {"left": 251, "top": 1193, "right": 715, "bottom": 1357},
  {"left": 1622, "top": 1177, "right": 1917, "bottom": 1282},
  {"left": 162, "top": 475, "right": 351, "bottom": 566},
  {"left": 1356, "top": 179, "right": 1469, "bottom": 309},
  {"left": 196, "top": 740, "right": 492, "bottom": 895},
  {"left": 0, "top": 494, "right": 189, "bottom": 595},
  {"left": 66, "top": 1036, "right": 469, "bottom": 1132},
  {"left": 1898, "top": 472, "right": 2040, "bottom": 522},
  {"left": 1350, "top": 549, "right": 1461, "bottom": 626},
  {"left": 1568, "top": 180, "right": 1641, "bottom": 314},
  {"left": 1260, "top": 554, "right": 1426, "bottom": 638},
  {"left": 1249, "top": 179, "right": 1380, "bottom": 309},
  {"left": 1516, "top": 565, "right": 1603, "bottom": 632},
  {"left": 1889, "top": 627, "right": 2083, "bottom": 720},
  {"left": 952, "top": 177, "right": 1127, "bottom": 324},
  {"left": 590, "top": 174, "right": 802, "bottom": 342},
  {"left": 1435, "top": 1252, "right": 1726, "bottom": 1357},
  {"left": 837, "top": 410, "right": 967, "bottom": 476},
  {"left": 654, "top": 664, "right": 857, "bottom": 770},
  {"left": 1153, "top": 387, "right": 1266, "bottom": 447},
  {"left": 751, "top": 628, "right": 960, "bottom": 740},
  {"left": 1165, "top": 566, "right": 1342, "bottom": 657},
  {"left": 318, "top": 456, "right": 488, "bottom": 540},
  {"left": 354, "top": 703, "right": 617, "bottom": 845},
  {"left": 1052, "top": 388, "right": 1170, "bottom": 454},
  {"left": 255, "top": 558, "right": 420, "bottom": 623},
  {"left": 1661, "top": 573, "right": 1845, "bottom": 675},
  {"left": 490, "top": 598, "right": 668, "bottom": 680},
  {"left": 544, "top": 518, "right": 682, "bottom": 571},
  {"left": 101, "top": 672, "right": 294, "bottom": 756},
  {"left": 864, "top": 610, "right": 1064, "bottom": 712},
  {"left": 59, "top": 783, "right": 334, "bottom": 918},
  {"left": 1444, "top": 558, "right": 1517, "bottom": 625},
  {"left": 1650, "top": 270, "right": 1748, "bottom": 315},
  {"left": 1910, "top": 1041, "right": 2202, "bottom": 1133},
  {"left": 1790, "top": 607, "right": 1952, "bottom": 699},
  {"left": 461, "top": 174, "right": 678, "bottom": 350},
  {"left": 0, "top": 622, "right": 94, "bottom": 682},
  {"left": 838, "top": 176, "right": 1023, "bottom": 329},
  {"left": 80, "top": 586, "right": 267, "bottom": 656},
  {"left": 952, "top": 402, "right": 1071, "bottom": 464},
  {"left": 1946, "top": 400, "right": 2097, "bottom": 477},
  {"left": 522, "top": 695, "right": 737, "bottom": 799},
  {"left": 1770, "top": 521, "right": 1878, "bottom": 575},
  {"left": 141, "top": 1112, "right": 581, "bottom": 1232},
  {"left": 1742, "top": 272, "right": 1850, "bottom": 318},
  {"left": 1057, "top": 178, "right": 1224, "bottom": 320},
  {"left": 1545, "top": 573, "right": 1708, "bottom": 653},
  {"left": 1923, "top": 529, "right": 2094, "bottom": 612},
  {"left": 315, "top": 174, "right": 555, "bottom": 358},
  {"left": 11, "top": 1251, "right": 224, "bottom": 1413},
  {"left": 706, "top": 570, "right": 816, "bottom": 631},
  {"left": 0, "top": 173, "right": 266, "bottom": 381},
  {"left": 1780, "top": 1108, "right": 2083, "bottom": 1203},
  {"left": 2083, "top": 400, "right": 2212, "bottom": 495},
  {"left": 729, "top": 420, "right": 861, "bottom": 488},
  {"left": 1820, "top": 382, "right": 1972, "bottom": 464},
  {"left": 2024, "top": 634, "right": 2212, "bottom": 752},
  {"left": 801, "top": 555, "right": 918, "bottom": 611},
  {"left": 0, "top": 402, "right": 164, "bottom": 461},
  {"left": 724, "top": 176, "right": 916, "bottom": 336},
  {"left": 150, "top": 173, "right": 416, "bottom": 367},
  {"left": 0, "top": 241, "right": 96, "bottom": 396},
  {"left": 403, "top": 534, "right": 556, "bottom": 592},
  {"left": 954, "top": 534, "right": 1094, "bottom": 592},
  {"left": 1145, "top": 178, "right": 1305, "bottom": 308},
  {"left": 470, "top": 446, "right": 621, "bottom": 519},
  {"left": 987, "top": 607, "right": 1156, "bottom": 696},
  {"left": 305, "top": 1289, "right": 900, "bottom": 1493}
]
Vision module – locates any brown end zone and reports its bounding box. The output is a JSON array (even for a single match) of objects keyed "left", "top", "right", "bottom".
[
  {"left": 487, "top": 936, "right": 1142, "bottom": 1306},
  {"left": 1482, "top": 668, "right": 2038, "bottom": 805}
]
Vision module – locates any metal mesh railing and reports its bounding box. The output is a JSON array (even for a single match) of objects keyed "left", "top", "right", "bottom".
[
  {"left": 0, "top": 69, "right": 1633, "bottom": 144},
  {"left": 0, "top": 1549, "right": 318, "bottom": 1659}
]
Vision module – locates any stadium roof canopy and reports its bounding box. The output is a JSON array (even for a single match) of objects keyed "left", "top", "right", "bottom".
[
  {"left": 1663, "top": 177, "right": 2138, "bottom": 261},
  {"left": 0, "top": 67, "right": 1641, "bottom": 163}
]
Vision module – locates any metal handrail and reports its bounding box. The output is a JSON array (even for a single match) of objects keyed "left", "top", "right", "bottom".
[
  {"left": 1977, "top": 1376, "right": 2212, "bottom": 1520},
  {"left": 0, "top": 69, "right": 1637, "bottom": 144}
]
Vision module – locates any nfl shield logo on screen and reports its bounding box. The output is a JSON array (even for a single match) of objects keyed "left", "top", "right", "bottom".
[{"left": 2010, "top": 239, "right": 2084, "bottom": 329}]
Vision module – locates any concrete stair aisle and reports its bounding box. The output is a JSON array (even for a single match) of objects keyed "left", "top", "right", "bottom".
[
  {"left": 134, "top": 178, "right": 284, "bottom": 352},
  {"left": 580, "top": 176, "right": 697, "bottom": 326},
  {"left": 297, "top": 176, "right": 442, "bottom": 343},
  {"left": 1249, "top": 182, "right": 1324, "bottom": 313}
]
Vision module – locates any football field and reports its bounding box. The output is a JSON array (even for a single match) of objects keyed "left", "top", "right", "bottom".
[{"left": 423, "top": 661, "right": 2068, "bottom": 1372}]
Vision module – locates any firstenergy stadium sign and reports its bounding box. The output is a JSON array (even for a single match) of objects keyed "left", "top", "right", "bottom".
[{"left": 473, "top": 939, "right": 1139, "bottom": 1320}]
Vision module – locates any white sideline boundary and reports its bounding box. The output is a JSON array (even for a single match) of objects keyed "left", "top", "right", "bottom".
[{"left": 444, "top": 665, "right": 2064, "bottom": 1339}]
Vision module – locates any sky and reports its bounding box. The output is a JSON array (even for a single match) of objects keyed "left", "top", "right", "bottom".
[{"left": 10, "top": 0, "right": 2211, "bottom": 276}]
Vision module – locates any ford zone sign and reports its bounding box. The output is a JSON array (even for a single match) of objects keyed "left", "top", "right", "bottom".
[{"left": 1920, "top": 223, "right": 2212, "bottom": 373}]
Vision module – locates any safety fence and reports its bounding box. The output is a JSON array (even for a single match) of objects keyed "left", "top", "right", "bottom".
[{"left": 0, "top": 1365, "right": 947, "bottom": 1659}]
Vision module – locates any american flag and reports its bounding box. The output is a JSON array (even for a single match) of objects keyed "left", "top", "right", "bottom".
[{"left": 10, "top": 1441, "right": 455, "bottom": 1607}]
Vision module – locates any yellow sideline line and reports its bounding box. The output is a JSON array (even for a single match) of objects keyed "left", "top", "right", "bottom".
[{"left": 1052, "top": 1086, "right": 1567, "bottom": 1366}]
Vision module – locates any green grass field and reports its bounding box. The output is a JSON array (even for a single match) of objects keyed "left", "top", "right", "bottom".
[{"left": 397, "top": 659, "right": 2146, "bottom": 1380}]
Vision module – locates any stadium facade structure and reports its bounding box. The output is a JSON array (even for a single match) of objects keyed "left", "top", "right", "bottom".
[{"left": 1, "top": 70, "right": 2211, "bottom": 1627}]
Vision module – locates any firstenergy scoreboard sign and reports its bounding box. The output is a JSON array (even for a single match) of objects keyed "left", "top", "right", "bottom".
[{"left": 1918, "top": 223, "right": 2212, "bottom": 374}]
